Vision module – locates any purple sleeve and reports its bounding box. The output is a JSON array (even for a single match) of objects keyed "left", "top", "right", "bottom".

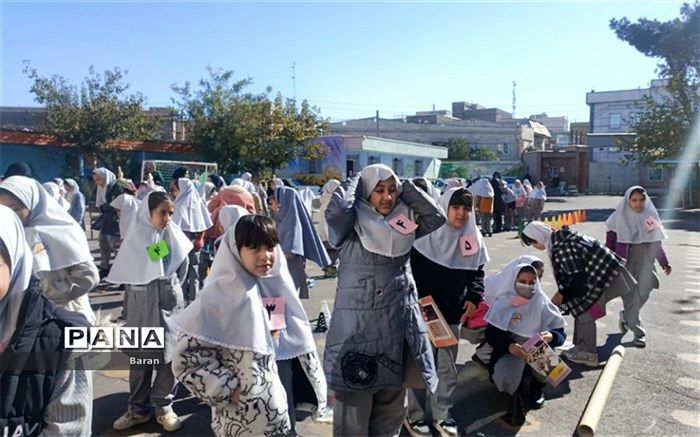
[
  {"left": 655, "top": 242, "right": 670, "bottom": 268},
  {"left": 605, "top": 230, "right": 617, "bottom": 251}
]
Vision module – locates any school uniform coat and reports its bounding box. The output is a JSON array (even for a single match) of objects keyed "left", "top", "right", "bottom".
[{"left": 323, "top": 177, "right": 445, "bottom": 393}]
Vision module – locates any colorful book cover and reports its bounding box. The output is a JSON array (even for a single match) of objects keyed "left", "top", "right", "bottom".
[
  {"left": 522, "top": 333, "right": 571, "bottom": 387},
  {"left": 419, "top": 296, "right": 458, "bottom": 348}
]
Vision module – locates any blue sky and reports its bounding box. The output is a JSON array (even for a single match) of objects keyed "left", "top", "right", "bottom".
[{"left": 1, "top": 1, "right": 687, "bottom": 123}]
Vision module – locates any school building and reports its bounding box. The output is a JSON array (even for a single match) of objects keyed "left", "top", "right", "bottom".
[{"left": 275, "top": 135, "right": 449, "bottom": 183}]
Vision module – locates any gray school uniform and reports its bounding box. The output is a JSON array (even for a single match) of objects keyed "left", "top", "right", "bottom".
[
  {"left": 123, "top": 264, "right": 186, "bottom": 415},
  {"left": 324, "top": 179, "right": 444, "bottom": 435},
  {"left": 38, "top": 260, "right": 99, "bottom": 324}
]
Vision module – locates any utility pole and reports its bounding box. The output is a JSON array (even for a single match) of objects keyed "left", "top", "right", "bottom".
[
  {"left": 376, "top": 110, "right": 380, "bottom": 137},
  {"left": 292, "top": 61, "right": 296, "bottom": 102},
  {"left": 512, "top": 80, "right": 517, "bottom": 116}
]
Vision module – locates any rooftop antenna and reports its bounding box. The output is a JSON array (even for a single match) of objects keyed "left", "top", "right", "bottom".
[
  {"left": 512, "top": 80, "right": 517, "bottom": 116},
  {"left": 292, "top": 61, "right": 296, "bottom": 102}
]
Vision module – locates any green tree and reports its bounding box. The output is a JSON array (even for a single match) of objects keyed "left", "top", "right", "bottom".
[
  {"left": 23, "top": 62, "right": 161, "bottom": 166},
  {"left": 433, "top": 138, "right": 499, "bottom": 161},
  {"left": 610, "top": 2, "right": 699, "bottom": 164},
  {"left": 172, "top": 67, "right": 327, "bottom": 175}
]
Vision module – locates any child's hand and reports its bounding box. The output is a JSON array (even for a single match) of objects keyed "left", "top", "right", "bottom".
[
  {"left": 230, "top": 386, "right": 241, "bottom": 404},
  {"left": 551, "top": 292, "right": 563, "bottom": 306},
  {"left": 662, "top": 265, "right": 672, "bottom": 275},
  {"left": 540, "top": 331, "right": 554, "bottom": 343},
  {"left": 461, "top": 301, "right": 476, "bottom": 319},
  {"left": 508, "top": 343, "right": 527, "bottom": 360}
]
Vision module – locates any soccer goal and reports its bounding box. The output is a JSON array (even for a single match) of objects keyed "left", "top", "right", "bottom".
[{"left": 141, "top": 160, "right": 219, "bottom": 186}]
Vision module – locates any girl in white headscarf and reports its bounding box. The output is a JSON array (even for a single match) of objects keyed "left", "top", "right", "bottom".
[
  {"left": 527, "top": 181, "right": 547, "bottom": 221},
  {"left": 485, "top": 263, "right": 565, "bottom": 426},
  {"left": 110, "top": 193, "right": 141, "bottom": 239},
  {"left": 64, "top": 178, "right": 86, "bottom": 228},
  {"left": 0, "top": 176, "right": 98, "bottom": 323},
  {"left": 406, "top": 187, "right": 489, "bottom": 436},
  {"left": 513, "top": 179, "right": 528, "bottom": 226},
  {"left": 323, "top": 164, "right": 445, "bottom": 436},
  {"left": 43, "top": 181, "right": 71, "bottom": 211},
  {"left": 318, "top": 179, "right": 341, "bottom": 277},
  {"left": 198, "top": 181, "right": 216, "bottom": 202},
  {"left": 93, "top": 167, "right": 127, "bottom": 277},
  {"left": 604, "top": 186, "right": 671, "bottom": 347},
  {"left": 170, "top": 212, "right": 296, "bottom": 436},
  {"left": 171, "top": 178, "right": 213, "bottom": 305},
  {"left": 468, "top": 177, "right": 495, "bottom": 237},
  {"left": 521, "top": 221, "right": 636, "bottom": 368},
  {"left": 0, "top": 205, "right": 93, "bottom": 436},
  {"left": 106, "top": 192, "right": 192, "bottom": 433}
]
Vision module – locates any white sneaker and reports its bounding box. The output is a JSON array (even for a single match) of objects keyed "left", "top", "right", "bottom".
[
  {"left": 112, "top": 410, "right": 152, "bottom": 430},
  {"left": 434, "top": 418, "right": 459, "bottom": 437},
  {"left": 157, "top": 411, "right": 182, "bottom": 432},
  {"left": 314, "top": 406, "right": 334, "bottom": 424},
  {"left": 404, "top": 419, "right": 432, "bottom": 437},
  {"left": 562, "top": 347, "right": 599, "bottom": 367}
]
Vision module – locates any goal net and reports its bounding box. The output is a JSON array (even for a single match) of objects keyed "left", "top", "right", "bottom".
[{"left": 141, "top": 160, "right": 219, "bottom": 186}]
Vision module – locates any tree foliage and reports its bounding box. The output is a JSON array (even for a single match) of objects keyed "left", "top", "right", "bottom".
[
  {"left": 610, "top": 2, "right": 699, "bottom": 164},
  {"left": 433, "top": 138, "right": 498, "bottom": 161},
  {"left": 172, "top": 67, "right": 328, "bottom": 175},
  {"left": 23, "top": 62, "right": 161, "bottom": 165}
]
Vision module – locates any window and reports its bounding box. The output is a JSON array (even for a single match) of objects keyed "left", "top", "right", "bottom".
[
  {"left": 368, "top": 156, "right": 380, "bottom": 165},
  {"left": 308, "top": 159, "right": 322, "bottom": 174},
  {"left": 392, "top": 158, "right": 403, "bottom": 175},
  {"left": 414, "top": 160, "right": 423, "bottom": 176},
  {"left": 610, "top": 113, "right": 621, "bottom": 129},
  {"left": 648, "top": 167, "right": 663, "bottom": 182}
]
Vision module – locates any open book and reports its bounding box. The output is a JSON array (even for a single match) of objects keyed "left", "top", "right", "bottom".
[
  {"left": 522, "top": 333, "right": 571, "bottom": 387},
  {"left": 419, "top": 296, "right": 458, "bottom": 348}
]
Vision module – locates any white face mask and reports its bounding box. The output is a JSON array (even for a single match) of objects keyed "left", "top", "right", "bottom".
[{"left": 514, "top": 282, "right": 536, "bottom": 299}]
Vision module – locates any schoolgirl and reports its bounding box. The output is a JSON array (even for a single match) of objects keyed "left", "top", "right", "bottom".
[
  {"left": 468, "top": 177, "right": 495, "bottom": 237},
  {"left": 484, "top": 263, "right": 566, "bottom": 426},
  {"left": 106, "top": 192, "right": 193, "bottom": 432},
  {"left": 318, "top": 179, "right": 341, "bottom": 277},
  {"left": 513, "top": 180, "right": 528, "bottom": 226},
  {"left": 527, "top": 182, "right": 547, "bottom": 221},
  {"left": 171, "top": 178, "right": 213, "bottom": 304},
  {"left": 93, "top": 167, "right": 127, "bottom": 277},
  {"left": 64, "top": 178, "right": 86, "bottom": 228},
  {"left": 406, "top": 187, "right": 489, "bottom": 437},
  {"left": 110, "top": 193, "right": 141, "bottom": 239},
  {"left": 0, "top": 176, "right": 97, "bottom": 323},
  {"left": 323, "top": 164, "right": 445, "bottom": 436},
  {"left": 0, "top": 206, "right": 93, "bottom": 437},
  {"left": 604, "top": 186, "right": 671, "bottom": 347},
  {"left": 521, "top": 221, "right": 636, "bottom": 367},
  {"left": 270, "top": 186, "right": 330, "bottom": 299}
]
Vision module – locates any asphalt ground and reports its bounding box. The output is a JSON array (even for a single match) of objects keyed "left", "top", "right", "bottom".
[{"left": 85, "top": 195, "right": 700, "bottom": 436}]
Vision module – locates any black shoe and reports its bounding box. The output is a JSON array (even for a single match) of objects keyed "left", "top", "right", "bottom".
[
  {"left": 529, "top": 380, "right": 545, "bottom": 409},
  {"left": 503, "top": 393, "right": 526, "bottom": 426},
  {"left": 471, "top": 353, "right": 488, "bottom": 370}
]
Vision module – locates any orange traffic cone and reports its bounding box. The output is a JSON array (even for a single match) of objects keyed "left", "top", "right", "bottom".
[
  {"left": 582, "top": 210, "right": 587, "bottom": 222},
  {"left": 571, "top": 211, "right": 578, "bottom": 225}
]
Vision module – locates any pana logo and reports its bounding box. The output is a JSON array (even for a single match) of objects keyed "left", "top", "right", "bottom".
[{"left": 64, "top": 327, "right": 165, "bottom": 350}]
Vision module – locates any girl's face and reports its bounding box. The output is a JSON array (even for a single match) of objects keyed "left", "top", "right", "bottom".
[
  {"left": 529, "top": 240, "right": 546, "bottom": 251},
  {"left": 447, "top": 205, "right": 470, "bottom": 229},
  {"left": 628, "top": 191, "right": 646, "bottom": 213},
  {"left": 369, "top": 178, "right": 397, "bottom": 216},
  {"left": 239, "top": 245, "right": 277, "bottom": 277},
  {"left": 93, "top": 173, "right": 105, "bottom": 187},
  {"left": 535, "top": 266, "right": 545, "bottom": 280},
  {"left": 63, "top": 182, "right": 74, "bottom": 193},
  {"left": 269, "top": 195, "right": 280, "bottom": 215},
  {"left": 150, "top": 200, "right": 175, "bottom": 230},
  {"left": 514, "top": 271, "right": 537, "bottom": 299},
  {"left": 0, "top": 193, "right": 30, "bottom": 225}
]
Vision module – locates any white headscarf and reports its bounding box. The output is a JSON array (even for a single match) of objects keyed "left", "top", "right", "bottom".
[
  {"left": 468, "top": 178, "right": 494, "bottom": 198},
  {"left": 413, "top": 187, "right": 489, "bottom": 270},
  {"left": 483, "top": 255, "right": 543, "bottom": 306},
  {"left": 605, "top": 186, "right": 668, "bottom": 244},
  {"left": 93, "top": 168, "right": 116, "bottom": 207},
  {"left": 63, "top": 178, "right": 79, "bottom": 204},
  {"left": 106, "top": 192, "right": 193, "bottom": 285},
  {"left": 241, "top": 172, "right": 253, "bottom": 181},
  {"left": 170, "top": 212, "right": 317, "bottom": 360},
  {"left": 529, "top": 185, "right": 547, "bottom": 200},
  {"left": 354, "top": 164, "right": 415, "bottom": 258},
  {"left": 42, "top": 182, "right": 71, "bottom": 211},
  {"left": 0, "top": 205, "right": 34, "bottom": 353},
  {"left": 485, "top": 263, "right": 565, "bottom": 338},
  {"left": 297, "top": 187, "right": 316, "bottom": 215},
  {"left": 110, "top": 194, "right": 141, "bottom": 238},
  {"left": 319, "top": 179, "right": 341, "bottom": 242},
  {"left": 198, "top": 182, "right": 216, "bottom": 201},
  {"left": 523, "top": 221, "right": 554, "bottom": 255},
  {"left": 231, "top": 178, "right": 257, "bottom": 194},
  {"left": 0, "top": 176, "right": 93, "bottom": 272},
  {"left": 513, "top": 180, "right": 526, "bottom": 198},
  {"left": 173, "top": 178, "right": 213, "bottom": 233},
  {"left": 414, "top": 177, "right": 441, "bottom": 202}
]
